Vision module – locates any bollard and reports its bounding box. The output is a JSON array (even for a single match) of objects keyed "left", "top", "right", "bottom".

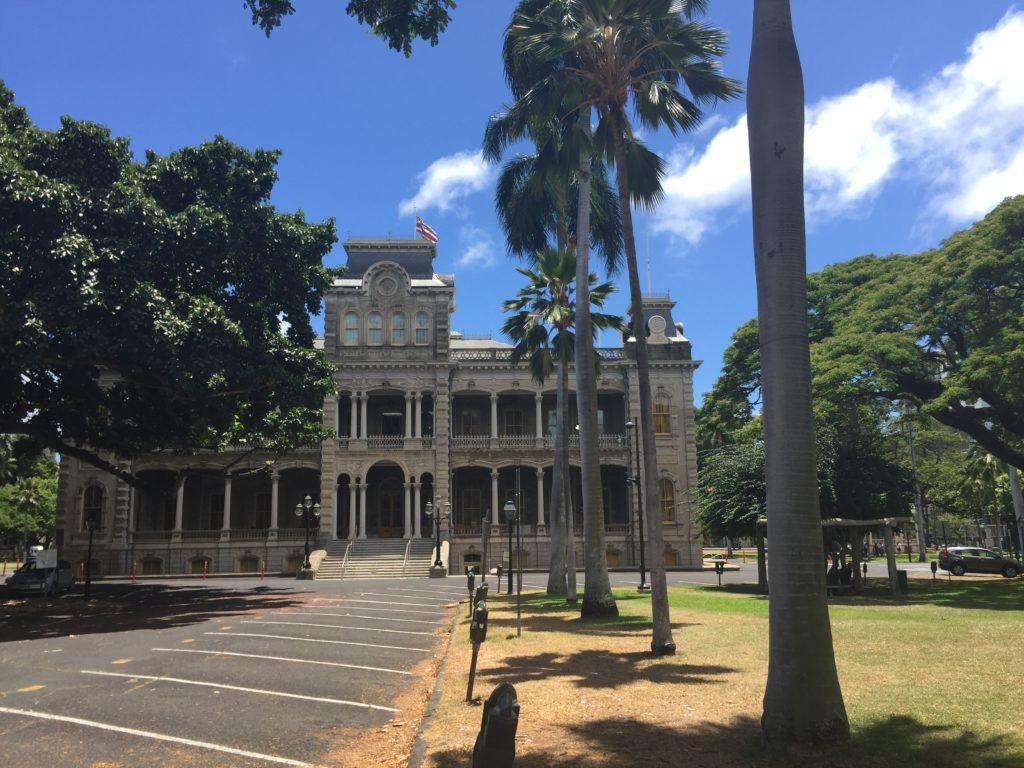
[
  {"left": 472, "top": 683, "right": 519, "bottom": 768},
  {"left": 260, "top": 560, "right": 266, "bottom": 580},
  {"left": 2, "top": 560, "right": 6, "bottom": 576},
  {"left": 202, "top": 560, "right": 208, "bottom": 580},
  {"left": 79, "top": 561, "right": 85, "bottom": 583},
  {"left": 130, "top": 560, "right": 137, "bottom": 585}
]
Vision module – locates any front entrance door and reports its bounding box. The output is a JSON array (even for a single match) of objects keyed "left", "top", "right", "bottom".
[{"left": 377, "top": 480, "right": 404, "bottom": 538}]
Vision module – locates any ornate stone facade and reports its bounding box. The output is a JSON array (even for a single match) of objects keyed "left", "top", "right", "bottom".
[{"left": 55, "top": 239, "right": 702, "bottom": 575}]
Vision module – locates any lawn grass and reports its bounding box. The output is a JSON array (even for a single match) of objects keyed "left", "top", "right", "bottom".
[{"left": 419, "top": 578, "right": 1024, "bottom": 768}]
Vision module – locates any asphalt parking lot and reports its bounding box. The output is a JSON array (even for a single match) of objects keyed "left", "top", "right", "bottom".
[{"left": 0, "top": 577, "right": 465, "bottom": 767}]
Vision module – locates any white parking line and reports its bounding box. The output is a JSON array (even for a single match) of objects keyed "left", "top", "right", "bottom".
[
  {"left": 275, "top": 611, "right": 440, "bottom": 625},
  {"left": 386, "top": 587, "right": 466, "bottom": 596},
  {"left": 81, "top": 670, "right": 399, "bottom": 713},
  {"left": 0, "top": 705, "right": 311, "bottom": 767},
  {"left": 242, "top": 620, "right": 433, "bottom": 637},
  {"left": 357, "top": 592, "right": 452, "bottom": 605},
  {"left": 310, "top": 599, "right": 443, "bottom": 613},
  {"left": 152, "top": 647, "right": 412, "bottom": 675},
  {"left": 205, "top": 631, "right": 431, "bottom": 653}
]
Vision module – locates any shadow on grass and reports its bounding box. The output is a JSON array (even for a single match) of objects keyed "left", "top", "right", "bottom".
[
  {"left": 476, "top": 649, "right": 733, "bottom": 690},
  {"left": 701, "top": 579, "right": 1023, "bottom": 612},
  {"left": 0, "top": 583, "right": 305, "bottom": 642},
  {"left": 430, "top": 714, "right": 1023, "bottom": 768},
  {"left": 487, "top": 591, "right": 692, "bottom": 635}
]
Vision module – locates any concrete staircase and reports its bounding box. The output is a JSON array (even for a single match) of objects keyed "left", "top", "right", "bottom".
[{"left": 316, "top": 539, "right": 437, "bottom": 579}]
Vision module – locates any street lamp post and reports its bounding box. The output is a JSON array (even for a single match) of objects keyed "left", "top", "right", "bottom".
[
  {"left": 626, "top": 420, "right": 650, "bottom": 593},
  {"left": 293, "top": 495, "right": 321, "bottom": 579},
  {"left": 428, "top": 499, "right": 450, "bottom": 576},
  {"left": 83, "top": 507, "right": 100, "bottom": 600},
  {"left": 504, "top": 499, "right": 522, "bottom": 637}
]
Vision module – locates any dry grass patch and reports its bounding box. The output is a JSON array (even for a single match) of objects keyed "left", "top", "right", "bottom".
[{"left": 419, "top": 580, "right": 1024, "bottom": 768}]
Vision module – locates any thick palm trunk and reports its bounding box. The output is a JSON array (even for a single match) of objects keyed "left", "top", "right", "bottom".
[
  {"left": 748, "top": 0, "right": 849, "bottom": 746},
  {"left": 564, "top": 397, "right": 578, "bottom": 603},
  {"left": 574, "top": 107, "right": 617, "bottom": 617},
  {"left": 547, "top": 358, "right": 569, "bottom": 595},
  {"left": 609, "top": 111, "right": 674, "bottom": 654}
]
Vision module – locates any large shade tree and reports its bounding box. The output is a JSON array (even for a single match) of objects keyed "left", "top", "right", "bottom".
[
  {"left": 747, "top": 0, "right": 849, "bottom": 745},
  {"left": 0, "top": 83, "right": 338, "bottom": 485},
  {"left": 502, "top": 249, "right": 622, "bottom": 597},
  {"left": 503, "top": 0, "right": 739, "bottom": 645},
  {"left": 245, "top": 0, "right": 456, "bottom": 55}
]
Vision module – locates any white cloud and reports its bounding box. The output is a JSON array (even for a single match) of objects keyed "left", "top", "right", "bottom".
[
  {"left": 398, "top": 150, "right": 495, "bottom": 217},
  {"left": 654, "top": 10, "right": 1024, "bottom": 243},
  {"left": 456, "top": 225, "right": 497, "bottom": 268}
]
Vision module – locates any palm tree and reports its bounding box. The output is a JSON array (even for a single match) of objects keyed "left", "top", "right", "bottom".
[
  {"left": 748, "top": 0, "right": 849, "bottom": 745},
  {"left": 504, "top": 0, "right": 740, "bottom": 643},
  {"left": 502, "top": 249, "right": 623, "bottom": 597}
]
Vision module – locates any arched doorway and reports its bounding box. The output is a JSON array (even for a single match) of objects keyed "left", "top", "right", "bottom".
[{"left": 366, "top": 463, "right": 405, "bottom": 538}]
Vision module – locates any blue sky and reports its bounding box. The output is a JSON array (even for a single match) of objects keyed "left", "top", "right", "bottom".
[{"left": 2, "top": 1, "right": 1022, "bottom": 403}]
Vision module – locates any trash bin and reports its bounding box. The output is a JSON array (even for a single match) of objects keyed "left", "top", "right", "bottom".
[{"left": 896, "top": 570, "right": 909, "bottom": 594}]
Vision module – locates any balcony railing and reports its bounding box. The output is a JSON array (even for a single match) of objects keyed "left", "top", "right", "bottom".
[
  {"left": 231, "top": 528, "right": 270, "bottom": 541},
  {"left": 277, "top": 527, "right": 314, "bottom": 540},
  {"left": 367, "top": 434, "right": 404, "bottom": 449},
  {"left": 498, "top": 434, "right": 536, "bottom": 449},
  {"left": 452, "top": 434, "right": 491, "bottom": 450},
  {"left": 133, "top": 530, "right": 173, "bottom": 542},
  {"left": 451, "top": 347, "right": 625, "bottom": 362},
  {"left": 181, "top": 530, "right": 221, "bottom": 541}
]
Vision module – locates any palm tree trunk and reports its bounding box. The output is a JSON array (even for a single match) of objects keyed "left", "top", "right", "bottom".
[
  {"left": 609, "top": 110, "right": 674, "bottom": 654},
  {"left": 574, "top": 106, "right": 617, "bottom": 618},
  {"left": 564, "top": 376, "right": 578, "bottom": 604},
  {"left": 748, "top": 0, "right": 849, "bottom": 746},
  {"left": 547, "top": 358, "right": 568, "bottom": 595}
]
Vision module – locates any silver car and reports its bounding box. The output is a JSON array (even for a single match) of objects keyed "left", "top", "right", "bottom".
[{"left": 4, "top": 559, "right": 75, "bottom": 596}]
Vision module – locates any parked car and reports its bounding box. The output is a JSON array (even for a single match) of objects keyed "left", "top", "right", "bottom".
[
  {"left": 4, "top": 559, "right": 75, "bottom": 596},
  {"left": 938, "top": 547, "right": 1022, "bottom": 578}
]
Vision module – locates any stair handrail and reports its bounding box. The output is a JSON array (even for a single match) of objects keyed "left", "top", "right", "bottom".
[
  {"left": 402, "top": 539, "right": 412, "bottom": 576},
  {"left": 340, "top": 540, "right": 353, "bottom": 577}
]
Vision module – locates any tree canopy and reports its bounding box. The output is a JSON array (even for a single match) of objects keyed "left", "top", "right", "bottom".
[
  {"left": 0, "top": 82, "right": 339, "bottom": 485},
  {"left": 0, "top": 440, "right": 57, "bottom": 549},
  {"left": 245, "top": 0, "right": 456, "bottom": 56}
]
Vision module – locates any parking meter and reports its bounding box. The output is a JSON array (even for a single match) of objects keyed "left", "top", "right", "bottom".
[
  {"left": 714, "top": 559, "right": 725, "bottom": 587},
  {"left": 466, "top": 598, "right": 489, "bottom": 702},
  {"left": 470, "top": 600, "right": 489, "bottom": 645},
  {"left": 862, "top": 562, "right": 868, "bottom": 580},
  {"left": 930, "top": 560, "right": 938, "bottom": 584},
  {"left": 467, "top": 568, "right": 477, "bottom": 616},
  {"left": 472, "top": 683, "right": 519, "bottom": 768}
]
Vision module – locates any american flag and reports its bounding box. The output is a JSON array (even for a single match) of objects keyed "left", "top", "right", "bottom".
[{"left": 415, "top": 216, "right": 439, "bottom": 243}]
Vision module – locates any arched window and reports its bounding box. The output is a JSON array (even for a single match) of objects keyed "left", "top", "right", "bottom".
[
  {"left": 415, "top": 311, "right": 430, "bottom": 345},
  {"left": 391, "top": 311, "right": 406, "bottom": 345},
  {"left": 368, "top": 312, "right": 383, "bottom": 345},
  {"left": 344, "top": 311, "right": 359, "bottom": 345},
  {"left": 652, "top": 395, "right": 671, "bottom": 435},
  {"left": 659, "top": 479, "right": 675, "bottom": 523},
  {"left": 83, "top": 485, "right": 104, "bottom": 530}
]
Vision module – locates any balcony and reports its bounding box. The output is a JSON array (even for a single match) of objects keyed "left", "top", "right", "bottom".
[
  {"left": 367, "top": 434, "right": 405, "bottom": 450},
  {"left": 498, "top": 434, "right": 536, "bottom": 449},
  {"left": 452, "top": 434, "right": 491, "bottom": 450}
]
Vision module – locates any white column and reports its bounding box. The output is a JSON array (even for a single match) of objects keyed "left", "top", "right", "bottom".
[
  {"left": 405, "top": 393, "right": 413, "bottom": 439},
  {"left": 348, "top": 483, "right": 357, "bottom": 540},
  {"left": 360, "top": 392, "right": 369, "bottom": 438},
  {"left": 536, "top": 468, "right": 545, "bottom": 528},
  {"left": 404, "top": 482, "right": 412, "bottom": 538},
  {"left": 358, "top": 482, "right": 368, "bottom": 539},
  {"left": 173, "top": 476, "right": 185, "bottom": 532},
  {"left": 491, "top": 470, "right": 500, "bottom": 526},
  {"left": 269, "top": 472, "right": 279, "bottom": 531},
  {"left": 349, "top": 392, "right": 357, "bottom": 437},
  {"left": 414, "top": 393, "right": 423, "bottom": 439},
  {"left": 490, "top": 394, "right": 499, "bottom": 438},
  {"left": 414, "top": 482, "right": 422, "bottom": 538},
  {"left": 222, "top": 474, "right": 232, "bottom": 532},
  {"left": 535, "top": 393, "right": 543, "bottom": 440}
]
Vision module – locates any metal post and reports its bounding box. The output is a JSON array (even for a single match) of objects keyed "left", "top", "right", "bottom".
[{"left": 84, "top": 523, "right": 95, "bottom": 600}]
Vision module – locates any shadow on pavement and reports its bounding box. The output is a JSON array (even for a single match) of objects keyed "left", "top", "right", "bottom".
[{"left": 0, "top": 584, "right": 306, "bottom": 642}]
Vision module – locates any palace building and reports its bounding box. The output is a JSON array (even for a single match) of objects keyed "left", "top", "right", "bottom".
[{"left": 55, "top": 239, "right": 702, "bottom": 577}]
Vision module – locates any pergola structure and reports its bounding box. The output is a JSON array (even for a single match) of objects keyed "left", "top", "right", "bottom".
[{"left": 756, "top": 515, "right": 917, "bottom": 596}]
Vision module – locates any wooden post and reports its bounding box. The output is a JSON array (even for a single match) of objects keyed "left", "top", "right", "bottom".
[{"left": 850, "top": 527, "right": 863, "bottom": 592}]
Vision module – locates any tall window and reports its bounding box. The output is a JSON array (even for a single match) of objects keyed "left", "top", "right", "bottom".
[
  {"left": 391, "top": 311, "right": 406, "bottom": 345},
  {"left": 415, "top": 311, "right": 430, "bottom": 344},
  {"left": 83, "top": 485, "right": 103, "bottom": 530},
  {"left": 460, "top": 410, "right": 482, "bottom": 435},
  {"left": 344, "top": 312, "right": 359, "bottom": 345},
  {"left": 653, "top": 395, "right": 671, "bottom": 435},
  {"left": 368, "top": 312, "right": 383, "bottom": 345},
  {"left": 503, "top": 409, "right": 524, "bottom": 435},
  {"left": 659, "top": 478, "right": 675, "bottom": 523}
]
